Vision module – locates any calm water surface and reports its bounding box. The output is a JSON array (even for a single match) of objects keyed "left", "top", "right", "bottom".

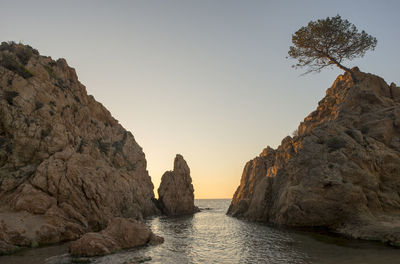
[{"left": 1, "top": 199, "right": 399, "bottom": 264}]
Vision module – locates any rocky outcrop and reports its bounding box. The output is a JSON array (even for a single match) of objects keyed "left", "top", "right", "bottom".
[
  {"left": 157, "top": 154, "right": 199, "bottom": 215},
  {"left": 0, "top": 42, "right": 159, "bottom": 253},
  {"left": 69, "top": 217, "right": 163, "bottom": 257},
  {"left": 228, "top": 68, "right": 400, "bottom": 247}
]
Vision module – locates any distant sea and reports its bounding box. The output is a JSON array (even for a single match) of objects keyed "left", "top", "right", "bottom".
[{"left": 1, "top": 199, "right": 398, "bottom": 264}]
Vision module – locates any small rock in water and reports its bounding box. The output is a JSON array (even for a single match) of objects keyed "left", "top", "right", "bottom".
[
  {"left": 71, "top": 257, "right": 92, "bottom": 263},
  {"left": 123, "top": 256, "right": 152, "bottom": 264},
  {"left": 157, "top": 154, "right": 200, "bottom": 216}
]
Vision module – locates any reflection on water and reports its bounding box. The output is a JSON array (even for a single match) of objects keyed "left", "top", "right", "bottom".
[
  {"left": 143, "top": 204, "right": 308, "bottom": 264},
  {"left": 0, "top": 199, "right": 399, "bottom": 264}
]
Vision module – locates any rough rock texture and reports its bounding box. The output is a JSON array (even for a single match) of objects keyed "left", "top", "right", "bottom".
[
  {"left": 157, "top": 154, "right": 199, "bottom": 215},
  {"left": 228, "top": 68, "right": 400, "bottom": 247},
  {"left": 0, "top": 42, "right": 159, "bottom": 253},
  {"left": 69, "top": 217, "right": 163, "bottom": 257}
]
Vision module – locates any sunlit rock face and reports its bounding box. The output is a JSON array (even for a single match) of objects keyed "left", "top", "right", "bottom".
[
  {"left": 228, "top": 68, "right": 400, "bottom": 247},
  {"left": 157, "top": 154, "right": 199, "bottom": 216},
  {"left": 0, "top": 42, "right": 159, "bottom": 253}
]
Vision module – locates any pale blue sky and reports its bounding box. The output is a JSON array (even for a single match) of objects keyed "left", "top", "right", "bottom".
[{"left": 2, "top": 0, "right": 399, "bottom": 198}]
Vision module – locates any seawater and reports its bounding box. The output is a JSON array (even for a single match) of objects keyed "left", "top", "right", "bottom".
[{"left": 1, "top": 199, "right": 399, "bottom": 264}]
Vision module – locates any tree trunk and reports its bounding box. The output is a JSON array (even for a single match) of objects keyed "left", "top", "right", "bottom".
[{"left": 328, "top": 57, "right": 358, "bottom": 83}]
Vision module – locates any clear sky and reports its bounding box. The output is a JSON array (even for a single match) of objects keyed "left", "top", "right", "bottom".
[{"left": 2, "top": 0, "right": 399, "bottom": 198}]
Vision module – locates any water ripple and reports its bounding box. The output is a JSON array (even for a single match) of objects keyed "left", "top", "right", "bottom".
[{"left": 3, "top": 199, "right": 398, "bottom": 264}]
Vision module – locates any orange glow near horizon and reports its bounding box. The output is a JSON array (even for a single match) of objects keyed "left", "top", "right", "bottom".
[
  {"left": 4, "top": 1, "right": 398, "bottom": 200},
  {"left": 149, "top": 151, "right": 246, "bottom": 200}
]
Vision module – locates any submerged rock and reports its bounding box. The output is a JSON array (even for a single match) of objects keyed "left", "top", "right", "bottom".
[
  {"left": 69, "top": 217, "right": 163, "bottom": 257},
  {"left": 0, "top": 42, "right": 159, "bottom": 253},
  {"left": 157, "top": 154, "right": 199, "bottom": 216},
  {"left": 228, "top": 68, "right": 400, "bottom": 246}
]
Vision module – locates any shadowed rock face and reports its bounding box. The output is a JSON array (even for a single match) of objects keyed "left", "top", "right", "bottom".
[
  {"left": 228, "top": 68, "right": 400, "bottom": 247},
  {"left": 0, "top": 42, "right": 159, "bottom": 253},
  {"left": 157, "top": 154, "right": 199, "bottom": 216},
  {"left": 69, "top": 217, "right": 164, "bottom": 257}
]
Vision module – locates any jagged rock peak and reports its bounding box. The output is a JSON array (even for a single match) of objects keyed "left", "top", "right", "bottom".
[
  {"left": 0, "top": 42, "right": 159, "bottom": 254},
  {"left": 174, "top": 154, "right": 190, "bottom": 175},
  {"left": 157, "top": 154, "right": 199, "bottom": 216},
  {"left": 228, "top": 69, "right": 400, "bottom": 247}
]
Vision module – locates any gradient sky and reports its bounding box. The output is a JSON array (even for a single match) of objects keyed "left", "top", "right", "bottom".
[{"left": 2, "top": 0, "right": 399, "bottom": 198}]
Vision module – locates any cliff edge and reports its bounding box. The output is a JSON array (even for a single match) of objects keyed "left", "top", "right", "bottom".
[
  {"left": 228, "top": 68, "right": 400, "bottom": 247},
  {"left": 0, "top": 42, "right": 159, "bottom": 253}
]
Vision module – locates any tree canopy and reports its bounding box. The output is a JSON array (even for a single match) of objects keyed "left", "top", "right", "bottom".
[{"left": 288, "top": 15, "right": 377, "bottom": 80}]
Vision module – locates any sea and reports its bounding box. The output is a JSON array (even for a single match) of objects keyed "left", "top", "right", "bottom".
[{"left": 1, "top": 199, "right": 399, "bottom": 264}]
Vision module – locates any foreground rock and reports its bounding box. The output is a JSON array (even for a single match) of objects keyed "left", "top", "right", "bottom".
[
  {"left": 69, "top": 217, "right": 163, "bottom": 257},
  {"left": 228, "top": 68, "right": 400, "bottom": 247},
  {"left": 157, "top": 154, "right": 199, "bottom": 215},
  {"left": 0, "top": 42, "right": 159, "bottom": 253}
]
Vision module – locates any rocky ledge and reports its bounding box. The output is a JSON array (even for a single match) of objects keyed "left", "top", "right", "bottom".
[
  {"left": 0, "top": 42, "right": 160, "bottom": 254},
  {"left": 157, "top": 154, "right": 199, "bottom": 216},
  {"left": 228, "top": 68, "right": 400, "bottom": 247},
  {"left": 69, "top": 217, "right": 164, "bottom": 257}
]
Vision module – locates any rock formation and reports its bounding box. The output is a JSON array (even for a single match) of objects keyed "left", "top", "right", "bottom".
[
  {"left": 228, "top": 68, "right": 400, "bottom": 247},
  {"left": 157, "top": 154, "right": 199, "bottom": 215},
  {"left": 0, "top": 42, "right": 159, "bottom": 254},
  {"left": 69, "top": 217, "right": 163, "bottom": 257}
]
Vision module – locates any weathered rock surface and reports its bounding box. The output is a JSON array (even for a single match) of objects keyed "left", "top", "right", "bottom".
[
  {"left": 228, "top": 68, "right": 400, "bottom": 247},
  {"left": 157, "top": 154, "right": 199, "bottom": 215},
  {"left": 0, "top": 42, "right": 159, "bottom": 253},
  {"left": 69, "top": 217, "right": 163, "bottom": 257}
]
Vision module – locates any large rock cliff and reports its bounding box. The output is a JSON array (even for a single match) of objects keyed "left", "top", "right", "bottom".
[
  {"left": 157, "top": 154, "right": 199, "bottom": 216},
  {"left": 228, "top": 68, "right": 400, "bottom": 246},
  {"left": 0, "top": 42, "right": 159, "bottom": 253}
]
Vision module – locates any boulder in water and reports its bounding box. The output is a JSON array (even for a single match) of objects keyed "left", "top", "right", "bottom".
[
  {"left": 157, "top": 154, "right": 199, "bottom": 216},
  {"left": 69, "top": 217, "right": 163, "bottom": 257}
]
